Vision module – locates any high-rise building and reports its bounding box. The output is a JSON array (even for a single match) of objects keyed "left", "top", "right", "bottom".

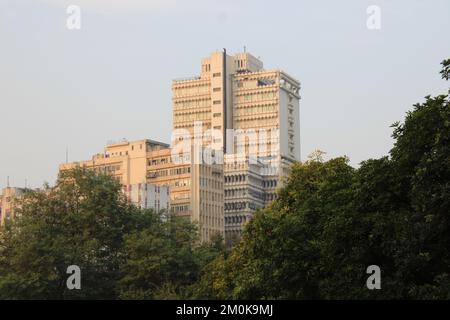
[
  {"left": 172, "top": 50, "right": 301, "bottom": 244},
  {"left": 60, "top": 139, "right": 224, "bottom": 243}
]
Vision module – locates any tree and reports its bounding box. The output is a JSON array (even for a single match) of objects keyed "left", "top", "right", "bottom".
[
  {"left": 388, "top": 59, "right": 450, "bottom": 298},
  {"left": 0, "top": 168, "right": 224, "bottom": 300},
  {"left": 440, "top": 58, "right": 450, "bottom": 81},
  {"left": 0, "top": 168, "right": 150, "bottom": 299},
  {"left": 118, "top": 213, "right": 197, "bottom": 299},
  {"left": 193, "top": 59, "right": 450, "bottom": 299},
  {"left": 193, "top": 156, "right": 357, "bottom": 299},
  {"left": 118, "top": 215, "right": 224, "bottom": 299}
]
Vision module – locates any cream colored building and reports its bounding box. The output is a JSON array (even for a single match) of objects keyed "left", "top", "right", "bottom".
[
  {"left": 173, "top": 51, "right": 300, "bottom": 162},
  {"left": 60, "top": 139, "right": 224, "bottom": 243},
  {"left": 172, "top": 51, "right": 301, "bottom": 244},
  {"left": 60, "top": 139, "right": 169, "bottom": 186},
  {"left": 0, "top": 187, "right": 26, "bottom": 226},
  {"left": 146, "top": 146, "right": 224, "bottom": 242}
]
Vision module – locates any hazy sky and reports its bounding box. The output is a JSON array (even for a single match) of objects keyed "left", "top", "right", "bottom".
[{"left": 1, "top": 0, "right": 449, "bottom": 189}]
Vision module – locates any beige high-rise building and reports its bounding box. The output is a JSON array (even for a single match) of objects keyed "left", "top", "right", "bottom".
[
  {"left": 173, "top": 50, "right": 300, "bottom": 161},
  {"left": 172, "top": 50, "right": 301, "bottom": 244},
  {"left": 60, "top": 139, "right": 224, "bottom": 243}
]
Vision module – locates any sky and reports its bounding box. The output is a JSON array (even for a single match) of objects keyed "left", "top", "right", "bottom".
[{"left": 0, "top": 0, "right": 449, "bottom": 189}]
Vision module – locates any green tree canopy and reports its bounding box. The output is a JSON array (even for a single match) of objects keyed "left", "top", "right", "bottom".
[
  {"left": 193, "top": 59, "right": 450, "bottom": 300},
  {"left": 0, "top": 168, "right": 221, "bottom": 299}
]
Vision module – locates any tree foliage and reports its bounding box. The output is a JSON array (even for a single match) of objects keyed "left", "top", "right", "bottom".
[
  {"left": 192, "top": 59, "right": 450, "bottom": 299},
  {"left": 0, "top": 168, "right": 221, "bottom": 299}
]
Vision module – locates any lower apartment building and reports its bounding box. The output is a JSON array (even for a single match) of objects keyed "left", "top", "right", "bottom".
[
  {"left": 59, "top": 139, "right": 224, "bottom": 243},
  {"left": 224, "top": 157, "right": 265, "bottom": 246},
  {"left": 146, "top": 147, "right": 224, "bottom": 242}
]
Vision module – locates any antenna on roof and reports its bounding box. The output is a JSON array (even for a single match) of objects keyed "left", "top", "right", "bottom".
[
  {"left": 244, "top": 45, "right": 246, "bottom": 53},
  {"left": 7, "top": 176, "right": 10, "bottom": 188},
  {"left": 25, "top": 179, "right": 27, "bottom": 189}
]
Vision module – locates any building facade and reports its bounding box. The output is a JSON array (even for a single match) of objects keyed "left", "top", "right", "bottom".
[
  {"left": 60, "top": 139, "right": 224, "bottom": 243},
  {"left": 172, "top": 51, "right": 301, "bottom": 244},
  {"left": 146, "top": 146, "right": 224, "bottom": 242}
]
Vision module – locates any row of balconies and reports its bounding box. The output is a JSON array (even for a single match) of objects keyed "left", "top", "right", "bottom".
[{"left": 224, "top": 214, "right": 250, "bottom": 225}]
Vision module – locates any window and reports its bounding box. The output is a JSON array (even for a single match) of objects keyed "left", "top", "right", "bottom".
[
  {"left": 213, "top": 72, "right": 221, "bottom": 77},
  {"left": 213, "top": 100, "right": 221, "bottom": 105},
  {"left": 213, "top": 113, "right": 221, "bottom": 118},
  {"left": 213, "top": 87, "right": 221, "bottom": 92}
]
